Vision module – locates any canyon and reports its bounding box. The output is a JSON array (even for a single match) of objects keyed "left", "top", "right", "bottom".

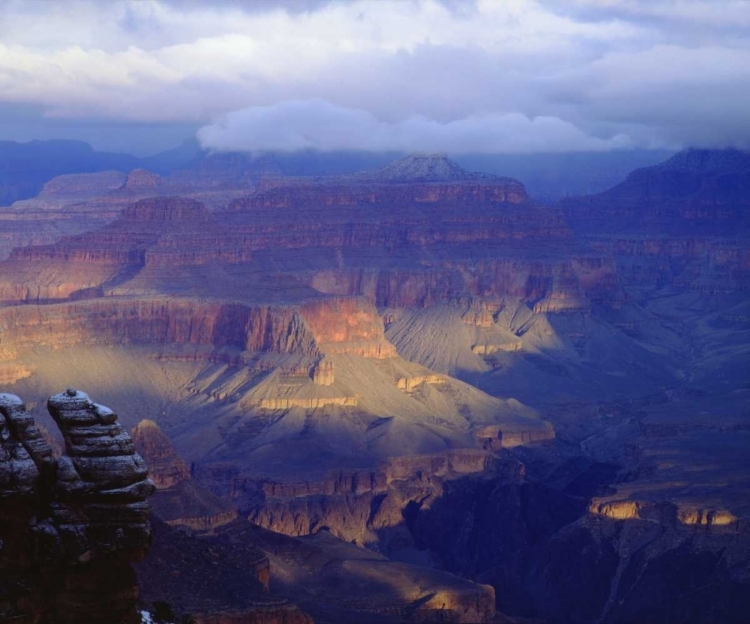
[{"left": 0, "top": 149, "right": 748, "bottom": 623}]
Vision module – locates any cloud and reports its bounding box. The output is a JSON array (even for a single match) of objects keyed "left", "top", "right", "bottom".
[
  {"left": 539, "top": 0, "right": 750, "bottom": 32},
  {"left": 196, "top": 99, "right": 631, "bottom": 153},
  {"left": 1, "top": 0, "right": 749, "bottom": 152}
]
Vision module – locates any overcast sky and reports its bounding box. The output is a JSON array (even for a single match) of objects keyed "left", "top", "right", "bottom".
[{"left": 0, "top": 0, "right": 748, "bottom": 155}]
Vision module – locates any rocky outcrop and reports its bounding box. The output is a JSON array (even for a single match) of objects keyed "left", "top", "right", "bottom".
[
  {"left": 136, "top": 517, "right": 313, "bottom": 624},
  {"left": 0, "top": 298, "right": 305, "bottom": 355},
  {"left": 132, "top": 419, "right": 238, "bottom": 532},
  {"left": 300, "top": 297, "right": 396, "bottom": 358},
  {"left": 0, "top": 393, "right": 310, "bottom": 624},
  {"left": 256, "top": 396, "right": 358, "bottom": 410},
  {"left": 200, "top": 451, "right": 519, "bottom": 550},
  {"left": 308, "top": 257, "right": 618, "bottom": 310},
  {"left": 590, "top": 498, "right": 742, "bottom": 532},
  {"left": 310, "top": 358, "right": 334, "bottom": 386},
  {"left": 471, "top": 342, "right": 521, "bottom": 354},
  {"left": 473, "top": 423, "right": 555, "bottom": 448},
  {"left": 40, "top": 170, "right": 128, "bottom": 197},
  {"left": 396, "top": 374, "right": 444, "bottom": 392},
  {"left": 46, "top": 389, "right": 155, "bottom": 560},
  {"left": 0, "top": 389, "right": 154, "bottom": 624},
  {"left": 123, "top": 169, "right": 162, "bottom": 191},
  {"left": 247, "top": 153, "right": 528, "bottom": 207},
  {"left": 131, "top": 419, "right": 190, "bottom": 489}
]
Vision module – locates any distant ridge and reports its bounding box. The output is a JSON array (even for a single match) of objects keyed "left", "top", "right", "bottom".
[
  {"left": 561, "top": 147, "right": 750, "bottom": 236},
  {"left": 605, "top": 147, "right": 750, "bottom": 201},
  {"left": 344, "top": 153, "right": 517, "bottom": 183},
  {"left": 653, "top": 148, "right": 750, "bottom": 174}
]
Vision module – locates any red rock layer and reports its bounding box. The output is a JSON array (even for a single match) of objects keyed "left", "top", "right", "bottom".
[
  {"left": 242, "top": 179, "right": 527, "bottom": 208},
  {"left": 0, "top": 298, "right": 307, "bottom": 354},
  {"left": 300, "top": 297, "right": 397, "bottom": 357},
  {"left": 309, "top": 257, "right": 619, "bottom": 311},
  {"left": 0, "top": 296, "right": 393, "bottom": 362}
]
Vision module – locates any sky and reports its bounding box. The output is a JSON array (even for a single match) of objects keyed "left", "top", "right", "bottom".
[{"left": 0, "top": 0, "right": 748, "bottom": 155}]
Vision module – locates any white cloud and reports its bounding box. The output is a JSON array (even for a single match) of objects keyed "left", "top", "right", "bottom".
[
  {"left": 0, "top": 0, "right": 748, "bottom": 151},
  {"left": 196, "top": 99, "right": 632, "bottom": 153}
]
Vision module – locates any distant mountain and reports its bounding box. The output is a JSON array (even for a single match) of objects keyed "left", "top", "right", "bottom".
[
  {"left": 608, "top": 148, "right": 750, "bottom": 205},
  {"left": 271, "top": 149, "right": 675, "bottom": 198},
  {"left": 0, "top": 139, "right": 206, "bottom": 207},
  {"left": 561, "top": 148, "right": 750, "bottom": 236},
  {"left": 342, "top": 153, "right": 514, "bottom": 183},
  {"left": 652, "top": 148, "right": 750, "bottom": 174},
  {"left": 140, "top": 137, "right": 205, "bottom": 174},
  {"left": 454, "top": 150, "right": 676, "bottom": 201},
  {"left": 0, "top": 137, "right": 674, "bottom": 206},
  {"left": 0, "top": 139, "right": 139, "bottom": 206}
]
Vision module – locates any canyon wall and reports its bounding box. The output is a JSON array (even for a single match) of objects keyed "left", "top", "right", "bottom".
[{"left": 0, "top": 296, "right": 397, "bottom": 364}]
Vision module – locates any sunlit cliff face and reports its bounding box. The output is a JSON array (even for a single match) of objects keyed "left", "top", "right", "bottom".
[{"left": 590, "top": 500, "right": 740, "bottom": 532}]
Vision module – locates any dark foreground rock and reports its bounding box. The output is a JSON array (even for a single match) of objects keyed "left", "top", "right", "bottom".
[{"left": 0, "top": 389, "right": 154, "bottom": 624}]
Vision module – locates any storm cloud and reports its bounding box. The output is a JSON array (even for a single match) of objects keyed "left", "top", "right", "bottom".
[{"left": 1, "top": 0, "right": 749, "bottom": 153}]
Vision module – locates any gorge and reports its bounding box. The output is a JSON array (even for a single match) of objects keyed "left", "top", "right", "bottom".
[{"left": 0, "top": 148, "right": 748, "bottom": 624}]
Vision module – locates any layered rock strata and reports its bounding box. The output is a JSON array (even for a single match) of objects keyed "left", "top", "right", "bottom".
[
  {"left": 197, "top": 450, "right": 523, "bottom": 550},
  {"left": 0, "top": 157, "right": 621, "bottom": 312},
  {"left": 0, "top": 296, "right": 392, "bottom": 363}
]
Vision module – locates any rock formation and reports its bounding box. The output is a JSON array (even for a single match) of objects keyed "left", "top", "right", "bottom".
[
  {"left": 136, "top": 516, "right": 313, "bottom": 624},
  {"left": 132, "top": 419, "right": 237, "bottom": 532},
  {"left": 0, "top": 389, "right": 154, "bottom": 624},
  {"left": 131, "top": 420, "right": 190, "bottom": 489},
  {"left": 124, "top": 169, "right": 162, "bottom": 191},
  {"left": 230, "top": 452, "right": 522, "bottom": 550}
]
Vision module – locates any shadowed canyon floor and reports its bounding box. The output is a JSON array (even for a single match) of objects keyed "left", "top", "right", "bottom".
[{"left": 1, "top": 150, "right": 749, "bottom": 623}]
